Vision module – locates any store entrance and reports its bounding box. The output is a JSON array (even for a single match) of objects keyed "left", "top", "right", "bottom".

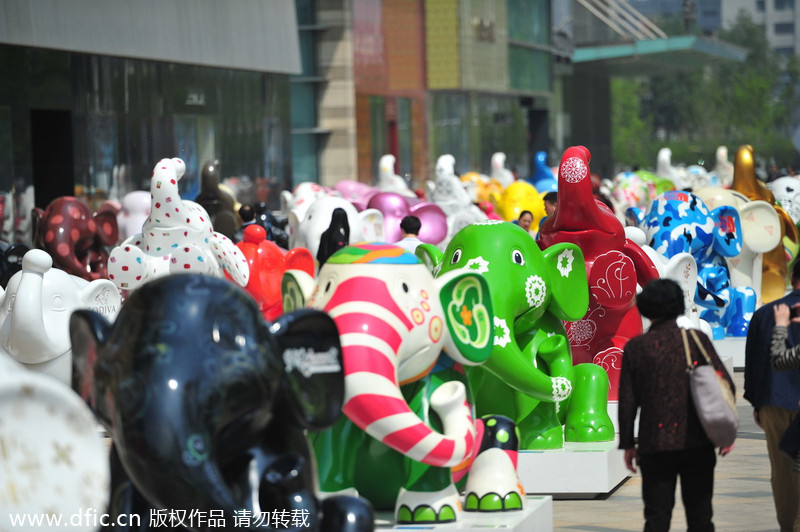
[{"left": 30, "top": 109, "right": 75, "bottom": 209}]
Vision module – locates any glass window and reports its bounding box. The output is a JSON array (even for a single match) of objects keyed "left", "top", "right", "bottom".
[
  {"left": 509, "top": 47, "right": 551, "bottom": 93},
  {"left": 296, "top": 0, "right": 316, "bottom": 26},
  {"left": 298, "top": 32, "right": 316, "bottom": 77},
  {"left": 775, "top": 22, "right": 795, "bottom": 34},
  {"left": 370, "top": 97, "right": 386, "bottom": 181},
  {"left": 775, "top": 0, "right": 795, "bottom": 10},
  {"left": 291, "top": 133, "right": 317, "bottom": 185},
  {"left": 291, "top": 83, "right": 317, "bottom": 129},
  {"left": 757, "top": 0, "right": 765, "bottom": 11},
  {"left": 397, "top": 98, "right": 412, "bottom": 178},
  {"left": 508, "top": 0, "right": 550, "bottom": 44}
]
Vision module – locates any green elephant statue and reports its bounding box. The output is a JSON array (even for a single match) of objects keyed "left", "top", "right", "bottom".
[{"left": 417, "top": 220, "right": 614, "bottom": 449}]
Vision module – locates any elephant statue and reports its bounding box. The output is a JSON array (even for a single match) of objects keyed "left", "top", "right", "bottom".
[
  {"left": 377, "top": 154, "right": 416, "bottom": 198},
  {"left": 489, "top": 180, "right": 544, "bottom": 227},
  {"left": 426, "top": 155, "right": 488, "bottom": 249},
  {"left": 0, "top": 249, "right": 119, "bottom": 383},
  {"left": 194, "top": 159, "right": 240, "bottom": 241},
  {"left": 768, "top": 175, "right": 800, "bottom": 224},
  {"left": 282, "top": 243, "right": 525, "bottom": 525},
  {"left": 526, "top": 150, "right": 557, "bottom": 193},
  {"left": 693, "top": 186, "right": 782, "bottom": 306},
  {"left": 281, "top": 181, "right": 340, "bottom": 223},
  {"left": 116, "top": 190, "right": 151, "bottom": 243},
  {"left": 69, "top": 274, "right": 374, "bottom": 532},
  {"left": 235, "top": 223, "right": 315, "bottom": 321},
  {"left": 460, "top": 171, "right": 501, "bottom": 205},
  {"left": 631, "top": 190, "right": 755, "bottom": 339},
  {"left": 333, "top": 180, "right": 379, "bottom": 211},
  {"left": 32, "top": 196, "right": 119, "bottom": 281},
  {"left": 0, "top": 241, "right": 29, "bottom": 287},
  {"left": 0, "top": 354, "right": 110, "bottom": 532},
  {"left": 288, "top": 196, "right": 384, "bottom": 262},
  {"left": 538, "top": 146, "right": 660, "bottom": 400},
  {"left": 490, "top": 152, "right": 515, "bottom": 187},
  {"left": 106, "top": 157, "right": 249, "bottom": 294},
  {"left": 709, "top": 145, "right": 734, "bottom": 188},
  {"left": 366, "top": 192, "right": 447, "bottom": 245},
  {"left": 729, "top": 145, "right": 798, "bottom": 303},
  {"left": 420, "top": 221, "right": 614, "bottom": 449}
]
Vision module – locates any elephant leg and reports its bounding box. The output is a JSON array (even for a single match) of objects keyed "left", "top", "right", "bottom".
[
  {"left": 394, "top": 370, "right": 464, "bottom": 524},
  {"left": 311, "top": 415, "right": 366, "bottom": 495},
  {"left": 396, "top": 460, "right": 461, "bottom": 524},
  {"left": 517, "top": 400, "right": 563, "bottom": 450},
  {"left": 464, "top": 415, "right": 524, "bottom": 513},
  {"left": 724, "top": 287, "right": 756, "bottom": 337},
  {"left": 564, "top": 363, "right": 615, "bottom": 442}
]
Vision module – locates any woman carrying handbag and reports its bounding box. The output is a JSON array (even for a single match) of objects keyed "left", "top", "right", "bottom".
[{"left": 619, "top": 279, "right": 736, "bottom": 532}]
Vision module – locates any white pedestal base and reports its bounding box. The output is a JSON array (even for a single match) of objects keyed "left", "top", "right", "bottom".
[
  {"left": 517, "top": 440, "right": 629, "bottom": 499},
  {"left": 375, "top": 496, "right": 553, "bottom": 531},
  {"left": 713, "top": 337, "right": 745, "bottom": 370}
]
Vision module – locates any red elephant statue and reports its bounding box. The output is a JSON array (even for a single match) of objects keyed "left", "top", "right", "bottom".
[
  {"left": 538, "top": 146, "right": 659, "bottom": 400},
  {"left": 233, "top": 224, "right": 315, "bottom": 321},
  {"left": 32, "top": 196, "right": 119, "bottom": 282}
]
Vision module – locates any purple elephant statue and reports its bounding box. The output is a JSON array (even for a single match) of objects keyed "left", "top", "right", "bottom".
[{"left": 366, "top": 192, "right": 447, "bottom": 245}]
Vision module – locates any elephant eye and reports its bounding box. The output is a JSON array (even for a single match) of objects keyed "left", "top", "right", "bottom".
[
  {"left": 325, "top": 281, "right": 332, "bottom": 293},
  {"left": 511, "top": 250, "right": 525, "bottom": 266},
  {"left": 450, "top": 249, "right": 462, "bottom": 265},
  {"left": 402, "top": 283, "right": 409, "bottom": 293}
]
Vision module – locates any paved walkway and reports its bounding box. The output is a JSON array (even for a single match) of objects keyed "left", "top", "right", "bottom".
[{"left": 553, "top": 371, "right": 783, "bottom": 531}]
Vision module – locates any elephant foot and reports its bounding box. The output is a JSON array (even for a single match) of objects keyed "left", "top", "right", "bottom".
[
  {"left": 520, "top": 424, "right": 563, "bottom": 450},
  {"left": 395, "top": 485, "right": 461, "bottom": 524},
  {"left": 565, "top": 363, "right": 615, "bottom": 442},
  {"left": 564, "top": 414, "right": 615, "bottom": 442},
  {"left": 464, "top": 491, "right": 524, "bottom": 512},
  {"left": 464, "top": 444, "right": 524, "bottom": 513}
]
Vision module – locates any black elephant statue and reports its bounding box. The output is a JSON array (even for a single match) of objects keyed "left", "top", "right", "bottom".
[{"left": 69, "top": 273, "right": 374, "bottom": 532}]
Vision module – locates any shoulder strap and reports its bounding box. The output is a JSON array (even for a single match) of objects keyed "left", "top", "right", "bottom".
[
  {"left": 688, "top": 328, "right": 712, "bottom": 364},
  {"left": 681, "top": 328, "right": 693, "bottom": 369}
]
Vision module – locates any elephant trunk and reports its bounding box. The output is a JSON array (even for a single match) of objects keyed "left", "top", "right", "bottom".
[
  {"left": 4, "top": 250, "right": 64, "bottom": 362},
  {"left": 325, "top": 283, "right": 476, "bottom": 468}
]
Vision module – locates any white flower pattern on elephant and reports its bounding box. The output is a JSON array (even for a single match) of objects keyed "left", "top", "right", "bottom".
[
  {"left": 552, "top": 376, "right": 572, "bottom": 402},
  {"left": 493, "top": 316, "right": 511, "bottom": 347},
  {"left": 556, "top": 249, "right": 575, "bottom": 277},
  {"left": 524, "top": 275, "right": 546, "bottom": 308},
  {"left": 465, "top": 256, "right": 489, "bottom": 274},
  {"left": 559, "top": 157, "right": 587, "bottom": 183}
]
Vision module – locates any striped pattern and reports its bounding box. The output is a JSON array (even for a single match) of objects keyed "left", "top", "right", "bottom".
[
  {"left": 769, "top": 325, "right": 800, "bottom": 371},
  {"left": 325, "top": 275, "right": 475, "bottom": 467}
]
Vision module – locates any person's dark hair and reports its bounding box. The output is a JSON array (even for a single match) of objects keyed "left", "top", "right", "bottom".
[
  {"left": 636, "top": 279, "right": 685, "bottom": 321},
  {"left": 544, "top": 191, "right": 558, "bottom": 204},
  {"left": 400, "top": 215, "right": 421, "bottom": 235},
  {"left": 518, "top": 210, "right": 533, "bottom": 220},
  {"left": 238, "top": 204, "right": 255, "bottom": 223},
  {"left": 792, "top": 259, "right": 800, "bottom": 284}
]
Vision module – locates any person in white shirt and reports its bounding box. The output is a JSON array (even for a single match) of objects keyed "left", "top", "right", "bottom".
[{"left": 396, "top": 215, "right": 423, "bottom": 254}]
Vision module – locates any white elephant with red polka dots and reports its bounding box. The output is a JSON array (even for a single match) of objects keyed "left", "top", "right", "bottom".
[{"left": 107, "top": 158, "right": 249, "bottom": 292}]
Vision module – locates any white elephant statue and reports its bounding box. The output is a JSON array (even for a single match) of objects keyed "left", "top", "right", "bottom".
[
  {"left": 694, "top": 186, "right": 782, "bottom": 306},
  {"left": 0, "top": 354, "right": 109, "bottom": 531},
  {"left": 106, "top": 157, "right": 249, "bottom": 293},
  {"left": 656, "top": 147, "right": 692, "bottom": 190},
  {"left": 280, "top": 181, "right": 340, "bottom": 223},
  {"left": 117, "top": 190, "right": 152, "bottom": 242},
  {"left": 490, "top": 152, "right": 515, "bottom": 187},
  {"left": 0, "top": 249, "right": 120, "bottom": 383},
  {"left": 288, "top": 196, "right": 384, "bottom": 261},
  {"left": 768, "top": 175, "right": 800, "bottom": 224},
  {"left": 378, "top": 154, "right": 416, "bottom": 197},
  {"left": 710, "top": 146, "right": 734, "bottom": 188},
  {"left": 426, "top": 155, "right": 488, "bottom": 250}
]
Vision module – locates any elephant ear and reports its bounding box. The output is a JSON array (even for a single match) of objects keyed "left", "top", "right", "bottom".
[
  {"left": 93, "top": 210, "right": 120, "bottom": 246},
  {"left": 281, "top": 269, "right": 315, "bottom": 313},
  {"left": 709, "top": 206, "right": 743, "bottom": 257},
  {"left": 541, "top": 242, "right": 589, "bottom": 321},
  {"left": 435, "top": 269, "right": 494, "bottom": 366},
  {"left": 79, "top": 279, "right": 122, "bottom": 320},
  {"left": 409, "top": 202, "right": 448, "bottom": 245},
  {"left": 285, "top": 247, "right": 315, "bottom": 277},
  {"left": 625, "top": 206, "right": 645, "bottom": 228},
  {"left": 269, "top": 308, "right": 344, "bottom": 431},
  {"left": 415, "top": 243, "right": 444, "bottom": 274},
  {"left": 738, "top": 200, "right": 781, "bottom": 253},
  {"left": 356, "top": 208, "right": 384, "bottom": 242},
  {"left": 69, "top": 310, "right": 114, "bottom": 427}
]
